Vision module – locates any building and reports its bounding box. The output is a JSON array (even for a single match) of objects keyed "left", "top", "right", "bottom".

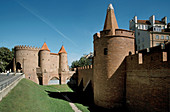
[
  {"left": 13, "top": 42, "right": 75, "bottom": 85},
  {"left": 93, "top": 4, "right": 135, "bottom": 108},
  {"left": 76, "top": 4, "right": 170, "bottom": 112},
  {"left": 129, "top": 15, "right": 170, "bottom": 51}
]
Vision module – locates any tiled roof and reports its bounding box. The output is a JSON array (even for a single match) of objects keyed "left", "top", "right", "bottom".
[
  {"left": 58, "top": 45, "right": 67, "bottom": 54},
  {"left": 155, "top": 20, "right": 164, "bottom": 24},
  {"left": 137, "top": 20, "right": 151, "bottom": 25},
  {"left": 50, "top": 53, "right": 58, "bottom": 55},
  {"left": 137, "top": 20, "right": 164, "bottom": 24},
  {"left": 40, "top": 42, "right": 50, "bottom": 52}
]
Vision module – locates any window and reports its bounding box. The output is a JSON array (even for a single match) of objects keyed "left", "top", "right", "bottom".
[
  {"left": 161, "top": 26, "right": 165, "bottom": 29},
  {"left": 94, "top": 50, "right": 96, "bottom": 56},
  {"left": 138, "top": 32, "right": 140, "bottom": 36},
  {"left": 156, "top": 35, "right": 159, "bottom": 39},
  {"left": 104, "top": 48, "right": 108, "bottom": 55},
  {"left": 138, "top": 46, "right": 140, "bottom": 50},
  {"left": 156, "top": 43, "right": 160, "bottom": 46},
  {"left": 161, "top": 35, "right": 164, "bottom": 39},
  {"left": 166, "top": 36, "right": 169, "bottom": 40}
]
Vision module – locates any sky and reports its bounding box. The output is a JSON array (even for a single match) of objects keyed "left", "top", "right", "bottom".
[{"left": 0, "top": 0, "right": 170, "bottom": 65}]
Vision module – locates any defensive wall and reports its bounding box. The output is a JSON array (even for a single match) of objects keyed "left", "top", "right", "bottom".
[
  {"left": 126, "top": 43, "right": 170, "bottom": 112},
  {"left": 14, "top": 44, "right": 74, "bottom": 85},
  {"left": 0, "top": 74, "right": 25, "bottom": 101},
  {"left": 77, "top": 43, "right": 170, "bottom": 112},
  {"left": 77, "top": 65, "right": 93, "bottom": 91}
]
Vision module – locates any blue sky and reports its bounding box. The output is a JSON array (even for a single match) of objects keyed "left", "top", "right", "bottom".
[{"left": 0, "top": 0, "right": 169, "bottom": 65}]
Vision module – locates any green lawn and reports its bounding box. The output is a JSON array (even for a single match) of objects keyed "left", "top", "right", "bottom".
[{"left": 0, "top": 79, "right": 89, "bottom": 112}]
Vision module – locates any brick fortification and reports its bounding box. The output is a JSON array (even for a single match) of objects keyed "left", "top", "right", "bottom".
[
  {"left": 14, "top": 44, "right": 75, "bottom": 85},
  {"left": 77, "top": 4, "right": 170, "bottom": 112}
]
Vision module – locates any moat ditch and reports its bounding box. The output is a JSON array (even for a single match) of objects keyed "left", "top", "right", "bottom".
[{"left": 46, "top": 82, "right": 128, "bottom": 112}]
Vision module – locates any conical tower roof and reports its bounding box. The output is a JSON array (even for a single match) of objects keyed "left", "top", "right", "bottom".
[
  {"left": 103, "top": 4, "right": 119, "bottom": 35},
  {"left": 58, "top": 45, "right": 67, "bottom": 54},
  {"left": 40, "top": 42, "right": 50, "bottom": 52}
]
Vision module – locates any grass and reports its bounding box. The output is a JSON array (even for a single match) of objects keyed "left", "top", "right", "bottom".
[
  {"left": 46, "top": 84, "right": 73, "bottom": 92},
  {"left": 0, "top": 79, "right": 90, "bottom": 112},
  {"left": 75, "top": 103, "right": 90, "bottom": 112}
]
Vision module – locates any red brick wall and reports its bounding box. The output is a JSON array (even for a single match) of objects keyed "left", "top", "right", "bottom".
[
  {"left": 126, "top": 44, "right": 170, "bottom": 112},
  {"left": 77, "top": 65, "right": 93, "bottom": 89}
]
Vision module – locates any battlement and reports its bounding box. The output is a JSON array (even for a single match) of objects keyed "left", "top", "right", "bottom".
[
  {"left": 100, "top": 29, "right": 112, "bottom": 37},
  {"left": 77, "top": 65, "right": 93, "bottom": 70},
  {"left": 94, "top": 29, "right": 135, "bottom": 41},
  {"left": 127, "top": 42, "right": 170, "bottom": 67},
  {"left": 14, "top": 45, "right": 41, "bottom": 51},
  {"left": 115, "top": 29, "right": 135, "bottom": 38},
  {"left": 137, "top": 42, "right": 168, "bottom": 54},
  {"left": 93, "top": 32, "right": 100, "bottom": 41}
]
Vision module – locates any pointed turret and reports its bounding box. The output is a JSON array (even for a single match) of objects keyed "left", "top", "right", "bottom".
[
  {"left": 58, "top": 45, "right": 68, "bottom": 74},
  {"left": 103, "top": 4, "right": 118, "bottom": 35},
  {"left": 58, "top": 45, "right": 67, "bottom": 54},
  {"left": 40, "top": 42, "right": 50, "bottom": 52}
]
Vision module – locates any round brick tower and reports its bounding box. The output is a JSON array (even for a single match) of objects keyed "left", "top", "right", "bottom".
[
  {"left": 14, "top": 45, "right": 40, "bottom": 83},
  {"left": 39, "top": 42, "right": 51, "bottom": 85},
  {"left": 93, "top": 4, "right": 135, "bottom": 108},
  {"left": 58, "top": 45, "right": 68, "bottom": 73}
]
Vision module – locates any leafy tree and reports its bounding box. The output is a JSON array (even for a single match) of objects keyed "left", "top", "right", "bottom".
[
  {"left": 71, "top": 60, "right": 79, "bottom": 68},
  {"left": 71, "top": 57, "right": 91, "bottom": 68},
  {"left": 0, "top": 47, "right": 14, "bottom": 72}
]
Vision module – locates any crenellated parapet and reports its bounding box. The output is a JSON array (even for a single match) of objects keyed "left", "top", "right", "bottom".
[
  {"left": 93, "top": 32, "right": 100, "bottom": 41},
  {"left": 115, "top": 29, "right": 135, "bottom": 38},
  {"left": 77, "top": 65, "right": 93, "bottom": 70},
  {"left": 14, "top": 45, "right": 41, "bottom": 51},
  {"left": 127, "top": 42, "right": 169, "bottom": 69},
  {"left": 93, "top": 29, "right": 135, "bottom": 41}
]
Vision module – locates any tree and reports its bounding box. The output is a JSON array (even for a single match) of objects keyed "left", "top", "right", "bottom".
[
  {"left": 0, "top": 47, "right": 14, "bottom": 72},
  {"left": 71, "top": 57, "right": 91, "bottom": 68}
]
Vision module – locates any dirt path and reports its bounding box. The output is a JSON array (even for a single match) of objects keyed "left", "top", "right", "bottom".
[{"left": 56, "top": 90, "right": 82, "bottom": 112}]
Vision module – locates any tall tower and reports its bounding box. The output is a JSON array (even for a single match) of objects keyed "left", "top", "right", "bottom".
[
  {"left": 93, "top": 4, "right": 135, "bottom": 108},
  {"left": 39, "top": 42, "right": 51, "bottom": 85},
  {"left": 58, "top": 45, "right": 68, "bottom": 73}
]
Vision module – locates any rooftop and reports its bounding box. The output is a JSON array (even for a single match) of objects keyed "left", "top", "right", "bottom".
[
  {"left": 40, "top": 42, "right": 50, "bottom": 52},
  {"left": 58, "top": 45, "right": 67, "bottom": 54}
]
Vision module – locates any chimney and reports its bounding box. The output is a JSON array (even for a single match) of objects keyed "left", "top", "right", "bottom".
[
  {"left": 162, "top": 16, "right": 167, "bottom": 25},
  {"left": 134, "top": 16, "right": 137, "bottom": 23},
  {"left": 149, "top": 15, "right": 155, "bottom": 26}
]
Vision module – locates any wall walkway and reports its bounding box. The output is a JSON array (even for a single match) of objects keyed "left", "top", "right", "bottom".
[{"left": 0, "top": 73, "right": 25, "bottom": 101}]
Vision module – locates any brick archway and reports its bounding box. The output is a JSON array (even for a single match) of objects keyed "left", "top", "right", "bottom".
[{"left": 48, "top": 77, "right": 60, "bottom": 85}]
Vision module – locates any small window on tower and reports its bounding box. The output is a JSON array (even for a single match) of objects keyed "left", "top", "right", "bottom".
[
  {"left": 104, "top": 48, "right": 108, "bottom": 55},
  {"left": 138, "top": 32, "right": 140, "bottom": 36},
  {"left": 94, "top": 50, "right": 96, "bottom": 56}
]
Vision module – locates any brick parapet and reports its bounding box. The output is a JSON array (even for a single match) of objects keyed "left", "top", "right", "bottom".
[
  {"left": 14, "top": 45, "right": 40, "bottom": 51},
  {"left": 115, "top": 29, "right": 135, "bottom": 38},
  {"left": 77, "top": 65, "right": 93, "bottom": 70},
  {"left": 126, "top": 43, "right": 170, "bottom": 112},
  {"left": 127, "top": 43, "right": 170, "bottom": 70}
]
